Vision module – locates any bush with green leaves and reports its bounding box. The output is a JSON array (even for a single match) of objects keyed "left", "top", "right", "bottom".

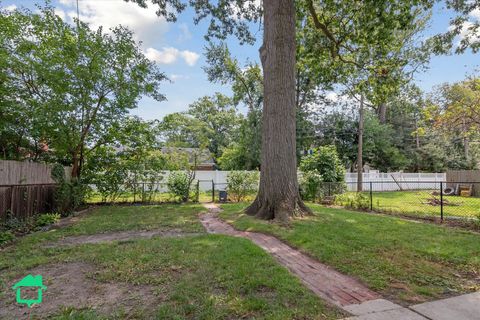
[
  {"left": 167, "top": 172, "right": 193, "bottom": 202},
  {"left": 299, "top": 146, "right": 346, "bottom": 200},
  {"left": 0, "top": 231, "right": 15, "bottom": 245},
  {"left": 35, "top": 213, "right": 61, "bottom": 228},
  {"left": 335, "top": 193, "right": 370, "bottom": 210},
  {"left": 226, "top": 171, "right": 259, "bottom": 202},
  {"left": 51, "top": 164, "right": 85, "bottom": 216},
  {"left": 300, "top": 145, "right": 346, "bottom": 182},
  {"left": 2, "top": 211, "right": 35, "bottom": 234},
  {"left": 299, "top": 170, "right": 323, "bottom": 201}
]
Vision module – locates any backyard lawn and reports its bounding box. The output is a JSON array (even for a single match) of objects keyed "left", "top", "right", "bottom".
[
  {"left": 0, "top": 205, "right": 341, "bottom": 320},
  {"left": 85, "top": 191, "right": 213, "bottom": 204},
  {"left": 219, "top": 203, "right": 480, "bottom": 305},
  {"left": 338, "top": 190, "right": 480, "bottom": 219}
]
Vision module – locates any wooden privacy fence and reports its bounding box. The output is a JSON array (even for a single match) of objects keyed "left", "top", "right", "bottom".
[
  {"left": 0, "top": 184, "right": 57, "bottom": 222},
  {"left": 0, "top": 160, "right": 71, "bottom": 185},
  {"left": 446, "top": 170, "right": 480, "bottom": 196},
  {"left": 0, "top": 160, "right": 71, "bottom": 222}
]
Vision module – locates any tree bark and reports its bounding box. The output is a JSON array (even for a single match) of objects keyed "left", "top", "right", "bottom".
[
  {"left": 357, "top": 95, "right": 364, "bottom": 192},
  {"left": 245, "top": 0, "right": 310, "bottom": 221},
  {"left": 378, "top": 102, "right": 387, "bottom": 124},
  {"left": 71, "top": 152, "right": 80, "bottom": 179},
  {"left": 462, "top": 117, "right": 469, "bottom": 161}
]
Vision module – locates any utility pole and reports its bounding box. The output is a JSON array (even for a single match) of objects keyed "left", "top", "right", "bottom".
[{"left": 357, "top": 95, "right": 364, "bottom": 192}]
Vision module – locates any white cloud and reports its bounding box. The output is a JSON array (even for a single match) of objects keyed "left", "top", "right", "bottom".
[
  {"left": 177, "top": 23, "right": 192, "bottom": 42},
  {"left": 57, "top": 0, "right": 168, "bottom": 47},
  {"left": 145, "top": 47, "right": 200, "bottom": 66},
  {"left": 471, "top": 8, "right": 480, "bottom": 20},
  {"left": 4, "top": 4, "right": 17, "bottom": 11},
  {"left": 54, "top": 8, "right": 66, "bottom": 20},
  {"left": 170, "top": 74, "right": 190, "bottom": 81},
  {"left": 146, "top": 47, "right": 178, "bottom": 64},
  {"left": 180, "top": 50, "right": 200, "bottom": 66},
  {"left": 450, "top": 8, "right": 480, "bottom": 46},
  {"left": 453, "top": 21, "right": 480, "bottom": 45}
]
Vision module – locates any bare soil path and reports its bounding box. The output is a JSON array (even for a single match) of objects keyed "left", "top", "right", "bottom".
[{"left": 45, "top": 229, "right": 202, "bottom": 247}]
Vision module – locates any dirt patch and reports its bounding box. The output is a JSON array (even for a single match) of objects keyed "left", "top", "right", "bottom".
[
  {"left": 0, "top": 262, "right": 158, "bottom": 319},
  {"left": 44, "top": 229, "right": 203, "bottom": 247},
  {"left": 49, "top": 207, "right": 94, "bottom": 230}
]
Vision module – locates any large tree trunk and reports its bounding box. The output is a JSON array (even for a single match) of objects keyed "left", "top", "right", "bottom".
[
  {"left": 377, "top": 102, "right": 387, "bottom": 124},
  {"left": 245, "top": 0, "right": 310, "bottom": 221},
  {"left": 357, "top": 95, "right": 364, "bottom": 192},
  {"left": 71, "top": 152, "right": 81, "bottom": 179}
]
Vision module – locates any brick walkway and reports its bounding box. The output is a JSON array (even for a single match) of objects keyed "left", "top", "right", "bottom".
[{"left": 200, "top": 203, "right": 380, "bottom": 308}]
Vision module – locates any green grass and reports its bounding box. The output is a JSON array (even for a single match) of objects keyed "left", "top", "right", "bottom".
[
  {"left": 0, "top": 205, "right": 342, "bottom": 319},
  {"left": 86, "top": 191, "right": 213, "bottom": 204},
  {"left": 66, "top": 204, "right": 206, "bottom": 235},
  {"left": 219, "top": 203, "right": 480, "bottom": 304},
  {"left": 365, "top": 191, "right": 480, "bottom": 219}
]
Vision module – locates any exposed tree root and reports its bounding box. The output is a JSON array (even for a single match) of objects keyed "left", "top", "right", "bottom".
[{"left": 245, "top": 194, "right": 312, "bottom": 222}]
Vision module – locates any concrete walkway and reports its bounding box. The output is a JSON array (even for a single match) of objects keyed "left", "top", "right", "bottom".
[{"left": 201, "top": 203, "right": 480, "bottom": 320}]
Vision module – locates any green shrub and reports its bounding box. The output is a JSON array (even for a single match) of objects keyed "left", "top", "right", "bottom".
[
  {"left": 0, "top": 230, "right": 15, "bottom": 245},
  {"left": 36, "top": 213, "right": 61, "bottom": 228},
  {"left": 51, "top": 164, "right": 85, "bottom": 216},
  {"left": 300, "top": 145, "right": 345, "bottom": 183},
  {"left": 226, "top": 171, "right": 259, "bottom": 202},
  {"left": 336, "top": 193, "right": 370, "bottom": 210},
  {"left": 299, "top": 170, "right": 323, "bottom": 201},
  {"left": 167, "top": 172, "right": 192, "bottom": 202},
  {"left": 2, "top": 211, "right": 34, "bottom": 234}
]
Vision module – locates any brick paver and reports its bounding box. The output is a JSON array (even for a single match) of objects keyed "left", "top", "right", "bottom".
[{"left": 199, "top": 204, "right": 380, "bottom": 308}]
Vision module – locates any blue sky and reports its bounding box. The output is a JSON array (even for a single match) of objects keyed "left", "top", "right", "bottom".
[{"left": 2, "top": 0, "right": 479, "bottom": 120}]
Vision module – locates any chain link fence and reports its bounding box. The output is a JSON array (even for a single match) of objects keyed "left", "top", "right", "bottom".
[
  {"left": 313, "top": 181, "right": 480, "bottom": 223},
  {"left": 4, "top": 179, "right": 478, "bottom": 226}
]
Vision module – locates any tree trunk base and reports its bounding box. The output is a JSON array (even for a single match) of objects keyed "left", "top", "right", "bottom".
[{"left": 245, "top": 195, "right": 312, "bottom": 222}]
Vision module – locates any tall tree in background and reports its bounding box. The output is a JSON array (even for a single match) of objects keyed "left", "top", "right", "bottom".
[
  {"left": 187, "top": 93, "right": 240, "bottom": 160},
  {"left": 204, "top": 44, "right": 263, "bottom": 170},
  {"left": 158, "top": 93, "right": 241, "bottom": 163}
]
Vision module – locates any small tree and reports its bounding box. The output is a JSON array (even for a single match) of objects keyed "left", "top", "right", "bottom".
[
  {"left": 167, "top": 172, "right": 192, "bottom": 203},
  {"left": 299, "top": 171, "right": 323, "bottom": 201},
  {"left": 300, "top": 146, "right": 345, "bottom": 182},
  {"left": 299, "top": 146, "right": 346, "bottom": 200},
  {"left": 51, "top": 164, "right": 85, "bottom": 215},
  {"left": 227, "top": 171, "right": 259, "bottom": 202}
]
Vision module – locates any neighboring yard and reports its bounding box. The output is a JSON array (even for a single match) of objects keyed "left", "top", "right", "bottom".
[
  {"left": 219, "top": 203, "right": 480, "bottom": 305},
  {"left": 369, "top": 191, "right": 480, "bottom": 219},
  {"left": 336, "top": 190, "right": 480, "bottom": 219},
  {"left": 0, "top": 205, "right": 341, "bottom": 319}
]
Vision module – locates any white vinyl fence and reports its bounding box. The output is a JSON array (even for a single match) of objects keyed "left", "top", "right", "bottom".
[
  {"left": 91, "top": 171, "right": 445, "bottom": 192},
  {"left": 164, "top": 171, "right": 446, "bottom": 192},
  {"left": 344, "top": 172, "right": 446, "bottom": 191}
]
